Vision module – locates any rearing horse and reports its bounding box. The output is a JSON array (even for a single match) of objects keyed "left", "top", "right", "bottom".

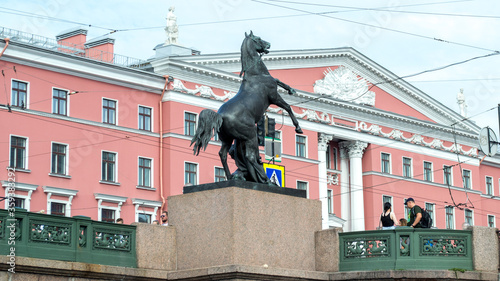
[{"left": 191, "top": 31, "right": 302, "bottom": 184}]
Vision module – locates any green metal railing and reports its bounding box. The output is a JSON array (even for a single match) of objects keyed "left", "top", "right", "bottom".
[
  {"left": 339, "top": 228, "right": 472, "bottom": 271},
  {"left": 0, "top": 209, "right": 136, "bottom": 267}
]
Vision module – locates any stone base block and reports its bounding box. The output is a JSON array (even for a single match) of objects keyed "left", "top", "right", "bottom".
[{"left": 168, "top": 186, "right": 321, "bottom": 271}]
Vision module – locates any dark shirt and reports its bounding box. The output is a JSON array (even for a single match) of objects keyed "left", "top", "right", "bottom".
[{"left": 408, "top": 205, "right": 422, "bottom": 228}]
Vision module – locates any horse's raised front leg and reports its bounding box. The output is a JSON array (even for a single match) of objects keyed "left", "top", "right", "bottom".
[{"left": 273, "top": 94, "right": 303, "bottom": 134}]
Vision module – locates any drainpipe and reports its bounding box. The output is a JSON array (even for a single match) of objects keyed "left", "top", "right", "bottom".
[
  {"left": 159, "top": 75, "right": 170, "bottom": 215},
  {"left": 0, "top": 38, "right": 10, "bottom": 58}
]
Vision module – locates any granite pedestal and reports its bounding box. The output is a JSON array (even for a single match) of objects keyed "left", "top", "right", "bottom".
[{"left": 168, "top": 184, "right": 322, "bottom": 271}]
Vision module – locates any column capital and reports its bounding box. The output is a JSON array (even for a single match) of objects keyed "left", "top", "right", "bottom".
[
  {"left": 346, "top": 140, "right": 368, "bottom": 158},
  {"left": 338, "top": 141, "right": 350, "bottom": 159},
  {"left": 318, "top": 133, "right": 333, "bottom": 152}
]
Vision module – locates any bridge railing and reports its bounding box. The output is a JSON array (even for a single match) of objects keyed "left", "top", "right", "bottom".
[
  {"left": 0, "top": 209, "right": 136, "bottom": 267},
  {"left": 339, "top": 228, "right": 472, "bottom": 271}
]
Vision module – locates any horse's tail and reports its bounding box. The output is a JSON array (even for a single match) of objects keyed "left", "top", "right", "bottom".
[{"left": 190, "top": 109, "right": 223, "bottom": 156}]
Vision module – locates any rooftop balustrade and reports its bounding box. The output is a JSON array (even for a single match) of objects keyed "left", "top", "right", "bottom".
[{"left": 0, "top": 209, "right": 136, "bottom": 268}]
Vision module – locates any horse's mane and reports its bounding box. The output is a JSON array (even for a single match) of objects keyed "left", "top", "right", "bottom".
[{"left": 239, "top": 36, "right": 251, "bottom": 78}]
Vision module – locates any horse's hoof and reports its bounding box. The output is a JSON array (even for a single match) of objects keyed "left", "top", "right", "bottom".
[{"left": 295, "top": 127, "right": 303, "bottom": 134}]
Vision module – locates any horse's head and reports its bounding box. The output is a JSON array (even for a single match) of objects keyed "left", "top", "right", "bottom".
[{"left": 245, "top": 31, "right": 270, "bottom": 55}]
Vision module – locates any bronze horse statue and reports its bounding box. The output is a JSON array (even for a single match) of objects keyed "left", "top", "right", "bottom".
[{"left": 191, "top": 31, "right": 302, "bottom": 184}]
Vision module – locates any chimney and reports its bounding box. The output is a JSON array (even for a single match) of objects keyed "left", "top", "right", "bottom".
[
  {"left": 56, "top": 27, "right": 87, "bottom": 54},
  {"left": 84, "top": 37, "right": 115, "bottom": 63}
]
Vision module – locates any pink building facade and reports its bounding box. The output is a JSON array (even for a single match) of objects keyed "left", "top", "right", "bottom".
[{"left": 1, "top": 26, "right": 499, "bottom": 231}]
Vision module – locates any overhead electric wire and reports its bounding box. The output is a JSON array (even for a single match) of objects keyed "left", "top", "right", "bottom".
[
  {"left": 266, "top": 0, "right": 500, "bottom": 19},
  {"left": 252, "top": 0, "right": 499, "bottom": 53}
]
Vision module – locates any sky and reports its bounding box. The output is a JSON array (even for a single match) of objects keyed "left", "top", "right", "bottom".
[{"left": 2, "top": 0, "right": 500, "bottom": 141}]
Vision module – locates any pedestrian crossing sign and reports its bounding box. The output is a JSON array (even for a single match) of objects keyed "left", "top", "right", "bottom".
[{"left": 263, "top": 163, "right": 285, "bottom": 187}]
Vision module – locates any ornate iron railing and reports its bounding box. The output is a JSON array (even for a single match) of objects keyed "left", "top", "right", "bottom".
[
  {"left": 0, "top": 209, "right": 136, "bottom": 267},
  {"left": 339, "top": 228, "right": 472, "bottom": 271},
  {"left": 0, "top": 26, "right": 149, "bottom": 69}
]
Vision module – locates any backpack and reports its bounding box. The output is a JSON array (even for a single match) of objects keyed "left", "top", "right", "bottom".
[{"left": 412, "top": 206, "right": 433, "bottom": 228}]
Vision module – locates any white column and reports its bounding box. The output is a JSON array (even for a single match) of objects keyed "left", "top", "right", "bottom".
[
  {"left": 339, "top": 142, "right": 350, "bottom": 232},
  {"left": 346, "top": 141, "right": 368, "bottom": 231},
  {"left": 318, "top": 133, "right": 333, "bottom": 229}
]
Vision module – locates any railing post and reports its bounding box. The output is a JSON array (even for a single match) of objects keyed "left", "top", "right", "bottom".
[{"left": 471, "top": 226, "right": 499, "bottom": 272}]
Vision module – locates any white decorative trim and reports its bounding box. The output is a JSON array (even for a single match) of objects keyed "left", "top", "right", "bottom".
[
  {"left": 132, "top": 198, "right": 162, "bottom": 223},
  {"left": 94, "top": 193, "right": 127, "bottom": 221},
  {"left": 327, "top": 173, "right": 339, "bottom": 185},
  {"left": 314, "top": 66, "right": 375, "bottom": 106},
  {"left": 173, "top": 79, "right": 235, "bottom": 101},
  {"left": 43, "top": 186, "right": 77, "bottom": 217},
  {"left": 359, "top": 122, "right": 478, "bottom": 157},
  {"left": 42, "top": 185, "right": 78, "bottom": 197},
  {"left": 2, "top": 181, "right": 38, "bottom": 211}
]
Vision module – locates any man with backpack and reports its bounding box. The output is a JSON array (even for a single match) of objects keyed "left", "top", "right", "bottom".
[{"left": 405, "top": 198, "right": 422, "bottom": 228}]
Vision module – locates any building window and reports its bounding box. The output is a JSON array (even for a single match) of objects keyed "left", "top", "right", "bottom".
[
  {"left": 10, "top": 136, "right": 27, "bottom": 169},
  {"left": 138, "top": 157, "right": 152, "bottom": 187},
  {"left": 381, "top": 153, "right": 390, "bottom": 174},
  {"left": 485, "top": 176, "right": 493, "bottom": 195},
  {"left": 138, "top": 213, "right": 151, "bottom": 223},
  {"left": 425, "top": 203, "right": 435, "bottom": 227},
  {"left": 51, "top": 143, "right": 67, "bottom": 175},
  {"left": 465, "top": 209, "right": 473, "bottom": 226},
  {"left": 12, "top": 80, "right": 27, "bottom": 108},
  {"left": 101, "top": 208, "right": 115, "bottom": 223},
  {"left": 443, "top": 165, "right": 452, "bottom": 186},
  {"left": 52, "top": 88, "right": 68, "bottom": 115},
  {"left": 445, "top": 206, "right": 454, "bottom": 229},
  {"left": 184, "top": 112, "right": 197, "bottom": 136},
  {"left": 102, "top": 151, "right": 117, "bottom": 182},
  {"left": 402, "top": 157, "right": 412, "bottom": 178},
  {"left": 462, "top": 169, "right": 471, "bottom": 189},
  {"left": 297, "top": 181, "right": 308, "bottom": 198},
  {"left": 488, "top": 215, "right": 495, "bottom": 227},
  {"left": 13, "top": 197, "right": 25, "bottom": 209},
  {"left": 383, "top": 195, "right": 392, "bottom": 205},
  {"left": 327, "top": 189, "right": 333, "bottom": 214},
  {"left": 215, "top": 167, "right": 226, "bottom": 182},
  {"left": 185, "top": 162, "right": 197, "bottom": 185},
  {"left": 103, "top": 99, "right": 117, "bottom": 125},
  {"left": 423, "top": 161, "right": 433, "bottom": 182},
  {"left": 296, "top": 135, "right": 306, "bottom": 157},
  {"left": 139, "top": 106, "right": 152, "bottom": 131},
  {"left": 50, "top": 202, "right": 66, "bottom": 216},
  {"left": 332, "top": 148, "right": 338, "bottom": 170}
]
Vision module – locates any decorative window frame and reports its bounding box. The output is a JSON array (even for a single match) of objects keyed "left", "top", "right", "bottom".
[
  {"left": 184, "top": 161, "right": 199, "bottom": 185},
  {"left": 11, "top": 78, "right": 30, "bottom": 109},
  {"left": 464, "top": 208, "right": 474, "bottom": 226},
  {"left": 295, "top": 134, "right": 308, "bottom": 158},
  {"left": 137, "top": 156, "right": 154, "bottom": 189},
  {"left": 131, "top": 198, "right": 162, "bottom": 223},
  {"left": 402, "top": 156, "right": 413, "bottom": 178},
  {"left": 94, "top": 193, "right": 127, "bottom": 221},
  {"left": 100, "top": 150, "right": 119, "bottom": 184},
  {"left": 51, "top": 87, "right": 70, "bottom": 116},
  {"left": 443, "top": 165, "right": 453, "bottom": 186},
  {"left": 49, "top": 141, "right": 70, "bottom": 177},
  {"left": 487, "top": 214, "right": 496, "bottom": 228},
  {"left": 296, "top": 180, "right": 309, "bottom": 198},
  {"left": 43, "top": 185, "right": 78, "bottom": 217},
  {"left": 2, "top": 181, "right": 38, "bottom": 211},
  {"left": 9, "top": 134, "right": 30, "bottom": 172},
  {"left": 424, "top": 202, "right": 436, "bottom": 227},
  {"left": 485, "top": 175, "right": 493, "bottom": 196},
  {"left": 138, "top": 104, "right": 153, "bottom": 131},
  {"left": 327, "top": 188, "right": 333, "bottom": 214},
  {"left": 102, "top": 97, "right": 118, "bottom": 125},
  {"left": 214, "top": 166, "right": 226, "bottom": 182},
  {"left": 423, "top": 161, "right": 433, "bottom": 182},
  {"left": 382, "top": 195, "right": 393, "bottom": 206},
  {"left": 380, "top": 152, "right": 391, "bottom": 174},
  {"left": 183, "top": 111, "right": 198, "bottom": 136},
  {"left": 445, "top": 206, "right": 455, "bottom": 230},
  {"left": 462, "top": 169, "right": 472, "bottom": 189}
]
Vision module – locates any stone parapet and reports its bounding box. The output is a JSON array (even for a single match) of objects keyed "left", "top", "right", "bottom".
[
  {"left": 315, "top": 227, "right": 342, "bottom": 272},
  {"left": 471, "top": 226, "right": 499, "bottom": 272},
  {"left": 134, "top": 222, "right": 176, "bottom": 271}
]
